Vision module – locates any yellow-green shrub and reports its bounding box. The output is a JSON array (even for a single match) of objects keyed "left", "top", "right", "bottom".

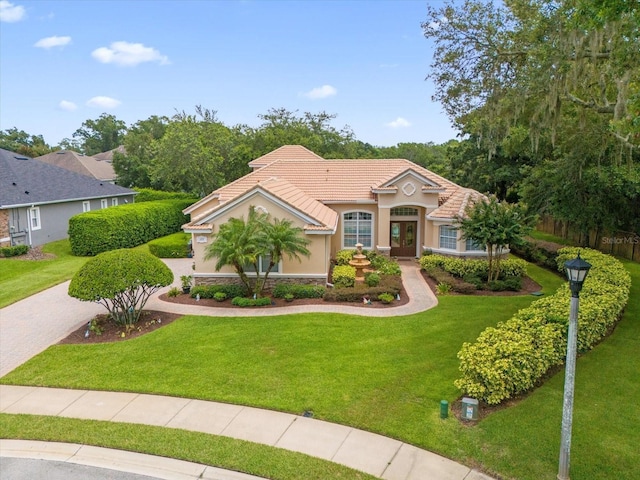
[{"left": 455, "top": 248, "right": 630, "bottom": 404}]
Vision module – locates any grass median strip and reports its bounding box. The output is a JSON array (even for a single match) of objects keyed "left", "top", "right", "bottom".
[{"left": 0, "top": 414, "right": 377, "bottom": 480}]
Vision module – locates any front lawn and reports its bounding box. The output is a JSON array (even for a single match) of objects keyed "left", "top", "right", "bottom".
[
  {"left": 1, "top": 252, "right": 636, "bottom": 480},
  {"left": 0, "top": 240, "right": 88, "bottom": 308}
]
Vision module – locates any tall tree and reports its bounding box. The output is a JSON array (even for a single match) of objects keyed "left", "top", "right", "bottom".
[
  {"left": 0, "top": 128, "right": 54, "bottom": 157},
  {"left": 113, "top": 115, "right": 169, "bottom": 188},
  {"left": 423, "top": 0, "right": 640, "bottom": 236},
  {"left": 72, "top": 113, "right": 127, "bottom": 155}
]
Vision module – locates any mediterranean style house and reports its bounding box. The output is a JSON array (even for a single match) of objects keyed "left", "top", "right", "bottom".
[{"left": 183, "top": 145, "right": 487, "bottom": 285}]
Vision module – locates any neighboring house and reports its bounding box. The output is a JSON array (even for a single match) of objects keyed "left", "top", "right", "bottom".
[
  {"left": 94, "top": 145, "right": 126, "bottom": 162},
  {"left": 183, "top": 145, "right": 489, "bottom": 286},
  {"left": 34, "top": 150, "right": 117, "bottom": 183},
  {"left": 0, "top": 148, "right": 136, "bottom": 248}
]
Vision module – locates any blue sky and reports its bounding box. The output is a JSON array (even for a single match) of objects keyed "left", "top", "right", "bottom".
[{"left": 0, "top": 0, "right": 456, "bottom": 148}]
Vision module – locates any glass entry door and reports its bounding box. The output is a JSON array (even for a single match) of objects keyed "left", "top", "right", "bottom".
[{"left": 390, "top": 221, "right": 417, "bottom": 257}]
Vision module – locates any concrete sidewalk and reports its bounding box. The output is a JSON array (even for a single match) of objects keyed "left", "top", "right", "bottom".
[{"left": 1, "top": 385, "right": 493, "bottom": 480}]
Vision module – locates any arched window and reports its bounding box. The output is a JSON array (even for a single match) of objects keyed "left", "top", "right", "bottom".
[
  {"left": 343, "top": 212, "right": 372, "bottom": 248},
  {"left": 439, "top": 225, "right": 457, "bottom": 250}
]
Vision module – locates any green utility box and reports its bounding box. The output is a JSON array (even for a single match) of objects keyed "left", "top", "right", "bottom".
[{"left": 461, "top": 397, "right": 479, "bottom": 420}]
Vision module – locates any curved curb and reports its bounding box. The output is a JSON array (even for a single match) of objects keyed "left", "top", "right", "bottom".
[{"left": 0, "top": 439, "right": 267, "bottom": 480}]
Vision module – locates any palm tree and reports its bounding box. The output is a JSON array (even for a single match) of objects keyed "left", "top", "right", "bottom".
[
  {"left": 205, "top": 208, "right": 311, "bottom": 297},
  {"left": 261, "top": 217, "right": 311, "bottom": 295},
  {"left": 204, "top": 208, "right": 268, "bottom": 295}
]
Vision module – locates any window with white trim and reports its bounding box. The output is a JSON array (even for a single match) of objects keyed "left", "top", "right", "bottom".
[
  {"left": 82, "top": 201, "right": 91, "bottom": 212},
  {"left": 465, "top": 237, "right": 484, "bottom": 251},
  {"left": 111, "top": 197, "right": 118, "bottom": 206},
  {"left": 100, "top": 199, "right": 108, "bottom": 209},
  {"left": 244, "top": 254, "right": 280, "bottom": 274},
  {"left": 29, "top": 207, "right": 41, "bottom": 230},
  {"left": 343, "top": 211, "right": 372, "bottom": 248},
  {"left": 439, "top": 225, "right": 457, "bottom": 250}
]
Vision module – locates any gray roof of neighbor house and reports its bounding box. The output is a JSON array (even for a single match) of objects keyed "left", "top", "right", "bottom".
[
  {"left": 0, "top": 148, "right": 135, "bottom": 208},
  {"left": 34, "top": 149, "right": 116, "bottom": 181}
]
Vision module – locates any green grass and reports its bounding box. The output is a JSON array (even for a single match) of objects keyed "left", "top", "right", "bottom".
[
  {"left": 2, "top": 250, "right": 637, "bottom": 480},
  {"left": 0, "top": 240, "right": 89, "bottom": 308},
  {"left": 0, "top": 414, "right": 377, "bottom": 480}
]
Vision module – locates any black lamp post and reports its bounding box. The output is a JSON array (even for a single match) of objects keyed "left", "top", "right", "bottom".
[{"left": 558, "top": 252, "right": 591, "bottom": 480}]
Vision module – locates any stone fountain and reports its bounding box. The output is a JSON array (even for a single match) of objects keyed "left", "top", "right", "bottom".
[{"left": 349, "top": 243, "right": 371, "bottom": 282}]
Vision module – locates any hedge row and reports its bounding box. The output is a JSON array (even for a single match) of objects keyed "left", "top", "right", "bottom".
[
  {"left": 69, "top": 199, "right": 193, "bottom": 256},
  {"left": 455, "top": 247, "right": 631, "bottom": 405},
  {"left": 134, "top": 188, "right": 197, "bottom": 203},
  {"left": 272, "top": 283, "right": 326, "bottom": 299},
  {"left": 419, "top": 254, "right": 528, "bottom": 280},
  {"left": 323, "top": 275, "right": 402, "bottom": 302},
  {"left": 0, "top": 245, "right": 29, "bottom": 257},
  {"left": 190, "top": 284, "right": 248, "bottom": 299},
  {"left": 148, "top": 233, "right": 191, "bottom": 258},
  {"left": 510, "top": 236, "right": 563, "bottom": 270}
]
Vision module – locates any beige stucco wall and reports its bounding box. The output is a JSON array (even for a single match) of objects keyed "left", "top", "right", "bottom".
[{"left": 188, "top": 192, "right": 331, "bottom": 282}]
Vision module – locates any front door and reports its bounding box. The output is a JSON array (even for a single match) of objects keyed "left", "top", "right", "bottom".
[{"left": 390, "top": 221, "right": 417, "bottom": 257}]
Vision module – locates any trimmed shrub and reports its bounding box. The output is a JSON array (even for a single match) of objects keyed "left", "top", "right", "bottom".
[
  {"left": 148, "top": 233, "right": 191, "bottom": 258},
  {"left": 272, "top": 283, "right": 326, "bottom": 299},
  {"left": 334, "top": 249, "right": 355, "bottom": 266},
  {"left": 231, "top": 296, "right": 272, "bottom": 307},
  {"left": 213, "top": 292, "right": 227, "bottom": 302},
  {"left": 190, "top": 284, "right": 247, "bottom": 299},
  {"left": 379, "top": 292, "right": 395, "bottom": 304},
  {"left": 323, "top": 275, "right": 402, "bottom": 302},
  {"left": 68, "top": 249, "right": 173, "bottom": 325},
  {"left": 332, "top": 265, "right": 356, "bottom": 288},
  {"left": 69, "top": 199, "right": 193, "bottom": 256},
  {"left": 455, "top": 248, "right": 631, "bottom": 404},
  {"left": 134, "top": 188, "right": 197, "bottom": 203},
  {"left": 420, "top": 254, "right": 527, "bottom": 280},
  {"left": 0, "top": 245, "right": 29, "bottom": 257},
  {"left": 365, "top": 272, "right": 380, "bottom": 287}
]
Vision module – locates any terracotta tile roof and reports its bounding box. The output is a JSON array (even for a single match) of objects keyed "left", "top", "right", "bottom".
[
  {"left": 185, "top": 177, "right": 338, "bottom": 232},
  {"left": 248, "top": 145, "right": 324, "bottom": 168},
  {"left": 34, "top": 150, "right": 116, "bottom": 181},
  {"left": 427, "top": 188, "right": 487, "bottom": 220},
  {"left": 211, "top": 158, "right": 460, "bottom": 204}
]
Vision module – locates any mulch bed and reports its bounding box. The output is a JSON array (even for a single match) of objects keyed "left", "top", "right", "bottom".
[
  {"left": 60, "top": 272, "right": 542, "bottom": 346},
  {"left": 421, "top": 271, "right": 543, "bottom": 296}
]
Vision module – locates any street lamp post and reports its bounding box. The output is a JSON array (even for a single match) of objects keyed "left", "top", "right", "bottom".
[{"left": 558, "top": 252, "right": 592, "bottom": 480}]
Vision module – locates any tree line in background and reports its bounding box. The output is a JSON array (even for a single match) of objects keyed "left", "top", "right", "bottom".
[{"left": 1, "top": 0, "right": 638, "bottom": 238}]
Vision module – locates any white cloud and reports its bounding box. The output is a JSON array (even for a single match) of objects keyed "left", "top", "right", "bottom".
[
  {"left": 86, "top": 96, "right": 121, "bottom": 109},
  {"left": 91, "top": 41, "right": 170, "bottom": 67},
  {"left": 303, "top": 84, "right": 337, "bottom": 100},
  {"left": 58, "top": 100, "right": 77, "bottom": 111},
  {"left": 34, "top": 35, "right": 71, "bottom": 49},
  {"left": 0, "top": 1, "right": 26, "bottom": 22},
  {"left": 386, "top": 117, "right": 411, "bottom": 128}
]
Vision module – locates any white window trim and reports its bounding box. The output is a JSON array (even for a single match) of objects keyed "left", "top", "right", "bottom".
[
  {"left": 100, "top": 199, "right": 108, "bottom": 209},
  {"left": 244, "top": 255, "right": 282, "bottom": 275},
  {"left": 439, "top": 225, "right": 458, "bottom": 250},
  {"left": 82, "top": 201, "right": 91, "bottom": 212},
  {"left": 111, "top": 197, "right": 118, "bottom": 206},
  {"left": 29, "top": 206, "right": 41, "bottom": 231},
  {"left": 342, "top": 210, "right": 374, "bottom": 249}
]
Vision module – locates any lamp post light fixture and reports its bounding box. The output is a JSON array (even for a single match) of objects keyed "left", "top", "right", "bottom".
[{"left": 558, "top": 252, "right": 592, "bottom": 480}]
